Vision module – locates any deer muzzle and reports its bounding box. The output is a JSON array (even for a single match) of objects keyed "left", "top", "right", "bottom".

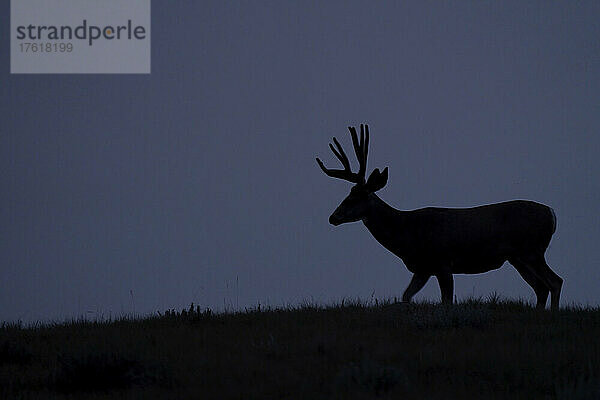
[{"left": 329, "top": 214, "right": 342, "bottom": 226}]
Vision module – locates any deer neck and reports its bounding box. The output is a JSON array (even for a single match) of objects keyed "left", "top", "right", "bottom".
[{"left": 361, "top": 194, "right": 407, "bottom": 250}]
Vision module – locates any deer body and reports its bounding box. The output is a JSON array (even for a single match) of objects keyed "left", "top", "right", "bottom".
[
  {"left": 318, "top": 125, "right": 563, "bottom": 310},
  {"left": 361, "top": 196, "right": 555, "bottom": 275}
]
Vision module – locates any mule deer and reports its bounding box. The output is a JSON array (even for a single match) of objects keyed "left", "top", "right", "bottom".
[{"left": 316, "top": 124, "right": 563, "bottom": 310}]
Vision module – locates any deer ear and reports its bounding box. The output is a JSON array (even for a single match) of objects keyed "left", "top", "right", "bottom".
[{"left": 366, "top": 167, "right": 388, "bottom": 192}]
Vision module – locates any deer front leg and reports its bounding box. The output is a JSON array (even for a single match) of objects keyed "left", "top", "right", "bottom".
[
  {"left": 436, "top": 272, "right": 454, "bottom": 304},
  {"left": 402, "top": 274, "right": 430, "bottom": 302}
]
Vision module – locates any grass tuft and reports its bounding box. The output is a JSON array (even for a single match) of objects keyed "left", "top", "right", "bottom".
[
  {"left": 53, "top": 352, "right": 144, "bottom": 393},
  {"left": 334, "top": 359, "right": 408, "bottom": 396},
  {"left": 0, "top": 340, "right": 32, "bottom": 365},
  {"left": 408, "top": 302, "right": 491, "bottom": 330}
]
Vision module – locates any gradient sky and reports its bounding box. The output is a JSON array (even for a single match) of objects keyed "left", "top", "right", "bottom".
[{"left": 2, "top": 1, "right": 599, "bottom": 322}]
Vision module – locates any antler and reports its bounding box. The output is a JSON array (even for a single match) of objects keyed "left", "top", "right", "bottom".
[{"left": 316, "top": 124, "right": 370, "bottom": 184}]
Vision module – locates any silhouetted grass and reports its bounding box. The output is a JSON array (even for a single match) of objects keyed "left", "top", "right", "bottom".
[{"left": 1, "top": 298, "right": 599, "bottom": 399}]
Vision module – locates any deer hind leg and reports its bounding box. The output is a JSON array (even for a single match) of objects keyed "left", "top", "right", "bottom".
[
  {"left": 509, "top": 258, "right": 549, "bottom": 309},
  {"left": 402, "top": 274, "right": 430, "bottom": 303},
  {"left": 436, "top": 272, "right": 454, "bottom": 304},
  {"left": 540, "top": 258, "right": 563, "bottom": 311},
  {"left": 513, "top": 254, "right": 563, "bottom": 311}
]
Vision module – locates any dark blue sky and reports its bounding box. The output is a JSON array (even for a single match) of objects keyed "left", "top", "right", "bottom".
[{"left": 2, "top": 1, "right": 599, "bottom": 322}]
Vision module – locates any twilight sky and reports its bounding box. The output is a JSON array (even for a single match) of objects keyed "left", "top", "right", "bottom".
[{"left": 2, "top": 1, "right": 599, "bottom": 322}]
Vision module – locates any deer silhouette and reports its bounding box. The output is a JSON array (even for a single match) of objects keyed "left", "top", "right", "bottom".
[{"left": 316, "top": 124, "right": 563, "bottom": 310}]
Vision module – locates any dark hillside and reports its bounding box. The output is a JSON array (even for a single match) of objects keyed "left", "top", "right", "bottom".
[{"left": 1, "top": 299, "right": 599, "bottom": 399}]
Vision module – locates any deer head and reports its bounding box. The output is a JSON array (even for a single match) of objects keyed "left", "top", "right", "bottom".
[{"left": 316, "top": 124, "right": 389, "bottom": 225}]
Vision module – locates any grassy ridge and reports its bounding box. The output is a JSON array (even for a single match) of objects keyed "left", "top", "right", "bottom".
[{"left": 1, "top": 299, "right": 600, "bottom": 399}]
